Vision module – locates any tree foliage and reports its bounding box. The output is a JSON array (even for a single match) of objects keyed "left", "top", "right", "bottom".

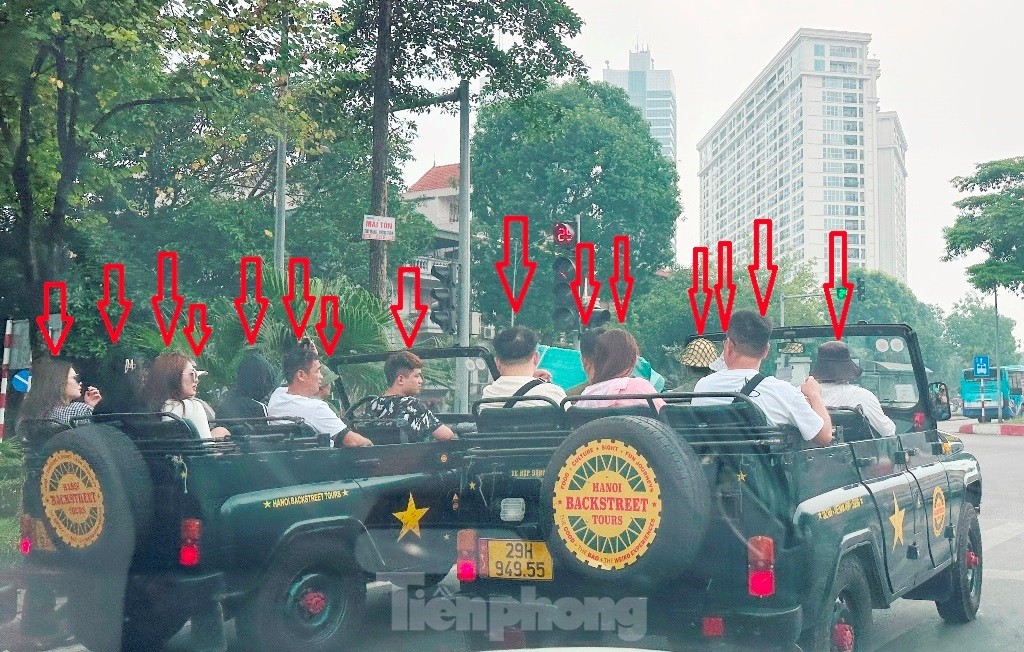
[
  {"left": 943, "top": 157, "right": 1024, "bottom": 292},
  {"left": 469, "top": 80, "right": 681, "bottom": 334}
]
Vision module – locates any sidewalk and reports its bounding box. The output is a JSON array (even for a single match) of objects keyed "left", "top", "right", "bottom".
[{"left": 958, "top": 422, "right": 1024, "bottom": 436}]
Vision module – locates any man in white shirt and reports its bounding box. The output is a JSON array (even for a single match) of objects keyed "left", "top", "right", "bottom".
[
  {"left": 268, "top": 342, "right": 372, "bottom": 447},
  {"left": 480, "top": 327, "right": 567, "bottom": 409},
  {"left": 693, "top": 310, "right": 833, "bottom": 447},
  {"left": 811, "top": 341, "right": 897, "bottom": 438}
]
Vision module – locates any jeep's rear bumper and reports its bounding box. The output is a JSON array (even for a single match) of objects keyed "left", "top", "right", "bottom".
[{"left": 675, "top": 604, "right": 803, "bottom": 647}]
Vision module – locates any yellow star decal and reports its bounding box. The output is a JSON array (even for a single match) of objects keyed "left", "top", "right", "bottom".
[
  {"left": 393, "top": 493, "right": 429, "bottom": 541},
  {"left": 736, "top": 471, "right": 747, "bottom": 482},
  {"left": 444, "top": 533, "right": 451, "bottom": 541},
  {"left": 263, "top": 500, "right": 272, "bottom": 509},
  {"left": 469, "top": 481, "right": 477, "bottom": 490},
  {"left": 889, "top": 492, "right": 906, "bottom": 549},
  {"left": 342, "top": 489, "right": 349, "bottom": 497}
]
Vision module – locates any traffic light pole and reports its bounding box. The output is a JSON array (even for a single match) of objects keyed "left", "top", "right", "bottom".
[{"left": 455, "top": 80, "right": 471, "bottom": 414}]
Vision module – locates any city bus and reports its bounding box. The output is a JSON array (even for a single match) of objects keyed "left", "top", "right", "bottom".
[{"left": 960, "top": 365, "right": 1024, "bottom": 419}]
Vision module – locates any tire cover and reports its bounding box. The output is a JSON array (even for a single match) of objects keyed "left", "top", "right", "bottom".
[
  {"left": 36, "top": 426, "right": 139, "bottom": 567},
  {"left": 543, "top": 416, "right": 711, "bottom": 593}
]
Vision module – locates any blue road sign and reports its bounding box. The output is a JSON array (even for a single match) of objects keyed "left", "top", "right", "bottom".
[
  {"left": 974, "top": 355, "right": 990, "bottom": 378},
  {"left": 11, "top": 369, "right": 30, "bottom": 392}
]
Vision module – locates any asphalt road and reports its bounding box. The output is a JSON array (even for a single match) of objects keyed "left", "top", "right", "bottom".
[{"left": 12, "top": 426, "right": 1022, "bottom": 652}]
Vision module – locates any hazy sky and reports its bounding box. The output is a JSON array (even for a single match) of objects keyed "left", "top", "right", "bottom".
[{"left": 401, "top": 0, "right": 1024, "bottom": 343}]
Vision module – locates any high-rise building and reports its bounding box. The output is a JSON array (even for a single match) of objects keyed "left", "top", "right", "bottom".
[
  {"left": 603, "top": 48, "right": 677, "bottom": 161},
  {"left": 697, "top": 29, "right": 908, "bottom": 283}
]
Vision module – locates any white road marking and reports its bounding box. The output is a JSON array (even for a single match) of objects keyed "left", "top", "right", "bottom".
[{"left": 981, "top": 522, "right": 1024, "bottom": 550}]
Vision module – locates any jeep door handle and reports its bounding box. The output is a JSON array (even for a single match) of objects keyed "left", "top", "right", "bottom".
[
  {"left": 855, "top": 456, "right": 877, "bottom": 467},
  {"left": 356, "top": 458, "right": 382, "bottom": 467}
]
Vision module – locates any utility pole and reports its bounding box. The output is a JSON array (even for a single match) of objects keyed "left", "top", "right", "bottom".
[
  {"left": 779, "top": 292, "right": 820, "bottom": 327},
  {"left": 367, "top": 0, "right": 393, "bottom": 301},
  {"left": 273, "top": 12, "right": 289, "bottom": 270},
  {"left": 455, "top": 79, "right": 471, "bottom": 413},
  {"left": 995, "top": 286, "right": 1002, "bottom": 423}
]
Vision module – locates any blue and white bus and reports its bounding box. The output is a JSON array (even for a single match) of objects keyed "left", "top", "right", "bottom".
[{"left": 960, "top": 365, "right": 1024, "bottom": 419}]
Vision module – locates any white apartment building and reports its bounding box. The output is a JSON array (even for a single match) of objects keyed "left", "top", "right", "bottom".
[
  {"left": 697, "top": 29, "right": 908, "bottom": 283},
  {"left": 603, "top": 48, "right": 677, "bottom": 161}
]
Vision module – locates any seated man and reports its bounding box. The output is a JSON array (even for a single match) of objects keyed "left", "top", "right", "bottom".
[
  {"left": 268, "top": 342, "right": 372, "bottom": 447},
  {"left": 480, "top": 327, "right": 567, "bottom": 409},
  {"left": 811, "top": 341, "right": 897, "bottom": 437},
  {"left": 366, "top": 351, "right": 456, "bottom": 441},
  {"left": 693, "top": 310, "right": 833, "bottom": 447}
]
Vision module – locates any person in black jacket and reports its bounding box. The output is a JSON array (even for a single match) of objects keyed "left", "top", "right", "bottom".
[{"left": 218, "top": 352, "right": 279, "bottom": 419}]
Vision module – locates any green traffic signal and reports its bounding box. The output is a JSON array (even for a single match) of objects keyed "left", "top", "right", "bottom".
[{"left": 837, "top": 287, "right": 848, "bottom": 300}]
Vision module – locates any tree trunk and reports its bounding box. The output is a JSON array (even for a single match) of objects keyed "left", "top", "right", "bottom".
[{"left": 367, "top": 0, "right": 392, "bottom": 302}]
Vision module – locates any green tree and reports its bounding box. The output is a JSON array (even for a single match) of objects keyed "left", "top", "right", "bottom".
[
  {"left": 943, "top": 157, "right": 1024, "bottom": 291},
  {"left": 944, "top": 293, "right": 1021, "bottom": 384},
  {"left": 470, "top": 80, "right": 681, "bottom": 335}
]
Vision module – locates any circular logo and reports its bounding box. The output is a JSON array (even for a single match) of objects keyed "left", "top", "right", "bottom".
[
  {"left": 552, "top": 439, "right": 661, "bottom": 570},
  {"left": 40, "top": 450, "right": 105, "bottom": 548},
  {"left": 932, "top": 486, "right": 946, "bottom": 538}
]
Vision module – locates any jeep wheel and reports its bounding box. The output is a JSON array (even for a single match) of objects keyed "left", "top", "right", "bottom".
[
  {"left": 802, "top": 557, "right": 872, "bottom": 652},
  {"left": 936, "top": 504, "right": 982, "bottom": 623},
  {"left": 238, "top": 538, "right": 366, "bottom": 651},
  {"left": 542, "top": 416, "right": 711, "bottom": 594}
]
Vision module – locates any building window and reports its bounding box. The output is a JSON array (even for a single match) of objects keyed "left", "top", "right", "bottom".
[
  {"left": 826, "top": 204, "right": 842, "bottom": 215},
  {"left": 830, "top": 61, "right": 858, "bottom": 74},
  {"left": 824, "top": 134, "right": 844, "bottom": 145},
  {"left": 844, "top": 135, "right": 860, "bottom": 146},
  {"left": 843, "top": 106, "right": 860, "bottom": 118},
  {"left": 823, "top": 105, "right": 840, "bottom": 117},
  {"left": 824, "top": 148, "right": 843, "bottom": 159},
  {"left": 843, "top": 176, "right": 860, "bottom": 188},
  {"left": 824, "top": 161, "right": 843, "bottom": 173},
  {"left": 845, "top": 219, "right": 861, "bottom": 230},
  {"left": 824, "top": 175, "right": 841, "bottom": 187},
  {"left": 844, "top": 191, "right": 859, "bottom": 202},
  {"left": 823, "top": 119, "right": 842, "bottom": 131},
  {"left": 814, "top": 44, "right": 826, "bottom": 56},
  {"left": 844, "top": 205, "right": 861, "bottom": 216},
  {"left": 824, "top": 190, "right": 842, "bottom": 201},
  {"left": 814, "top": 59, "right": 825, "bottom": 72},
  {"left": 830, "top": 45, "right": 861, "bottom": 58},
  {"left": 844, "top": 149, "right": 859, "bottom": 160},
  {"left": 823, "top": 91, "right": 842, "bottom": 102},
  {"left": 843, "top": 120, "right": 861, "bottom": 132}
]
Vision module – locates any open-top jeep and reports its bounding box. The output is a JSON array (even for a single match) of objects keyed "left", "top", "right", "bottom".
[
  {"left": 3, "top": 347, "right": 499, "bottom": 651},
  {"left": 453, "top": 324, "right": 982, "bottom": 650}
]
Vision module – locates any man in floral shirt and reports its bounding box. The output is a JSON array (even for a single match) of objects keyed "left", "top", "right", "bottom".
[{"left": 367, "top": 351, "right": 456, "bottom": 441}]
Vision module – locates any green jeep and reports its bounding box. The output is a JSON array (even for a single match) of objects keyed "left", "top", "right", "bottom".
[
  {"left": 453, "top": 324, "right": 982, "bottom": 651},
  {"left": 3, "top": 347, "right": 494, "bottom": 651}
]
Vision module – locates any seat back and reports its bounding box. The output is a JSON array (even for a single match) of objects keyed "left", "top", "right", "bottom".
[
  {"left": 218, "top": 396, "right": 268, "bottom": 420},
  {"left": 565, "top": 405, "right": 659, "bottom": 429},
  {"left": 476, "top": 406, "right": 566, "bottom": 435},
  {"left": 661, "top": 402, "right": 769, "bottom": 430},
  {"left": 828, "top": 407, "right": 875, "bottom": 442}
]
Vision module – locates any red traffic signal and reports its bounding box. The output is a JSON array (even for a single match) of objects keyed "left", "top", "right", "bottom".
[{"left": 553, "top": 222, "right": 576, "bottom": 249}]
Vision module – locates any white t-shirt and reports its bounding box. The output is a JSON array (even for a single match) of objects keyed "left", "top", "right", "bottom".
[
  {"left": 163, "top": 398, "right": 214, "bottom": 439},
  {"left": 267, "top": 386, "right": 349, "bottom": 436},
  {"left": 820, "top": 383, "right": 897, "bottom": 438},
  {"left": 479, "top": 376, "right": 567, "bottom": 410},
  {"left": 693, "top": 368, "right": 825, "bottom": 442}
]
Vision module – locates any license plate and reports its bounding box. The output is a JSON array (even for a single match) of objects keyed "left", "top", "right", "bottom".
[{"left": 482, "top": 539, "right": 553, "bottom": 580}]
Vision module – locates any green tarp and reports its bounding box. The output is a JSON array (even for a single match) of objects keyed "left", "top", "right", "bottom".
[{"left": 536, "top": 344, "right": 665, "bottom": 392}]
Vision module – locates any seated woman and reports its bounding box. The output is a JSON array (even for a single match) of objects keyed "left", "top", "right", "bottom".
[
  {"left": 142, "top": 352, "right": 229, "bottom": 439},
  {"left": 811, "top": 341, "right": 896, "bottom": 438},
  {"left": 577, "top": 329, "right": 666, "bottom": 410},
  {"left": 219, "top": 352, "right": 279, "bottom": 419},
  {"left": 17, "top": 357, "right": 103, "bottom": 427}
]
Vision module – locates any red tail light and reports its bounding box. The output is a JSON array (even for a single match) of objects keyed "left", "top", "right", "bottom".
[
  {"left": 456, "top": 529, "right": 477, "bottom": 582},
  {"left": 180, "top": 518, "right": 201, "bottom": 567},
  {"left": 748, "top": 535, "right": 775, "bottom": 598},
  {"left": 19, "top": 515, "right": 32, "bottom": 556},
  {"left": 912, "top": 412, "right": 926, "bottom": 431}
]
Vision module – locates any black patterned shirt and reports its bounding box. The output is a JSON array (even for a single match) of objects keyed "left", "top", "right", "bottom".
[{"left": 366, "top": 395, "right": 442, "bottom": 442}]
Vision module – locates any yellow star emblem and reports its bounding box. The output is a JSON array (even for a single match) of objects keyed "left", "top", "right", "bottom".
[
  {"left": 889, "top": 492, "right": 906, "bottom": 549},
  {"left": 444, "top": 533, "right": 451, "bottom": 541},
  {"left": 736, "top": 471, "right": 747, "bottom": 482},
  {"left": 263, "top": 500, "right": 272, "bottom": 509},
  {"left": 342, "top": 489, "right": 349, "bottom": 497},
  {"left": 393, "top": 493, "right": 429, "bottom": 541},
  {"left": 469, "top": 481, "right": 477, "bottom": 490}
]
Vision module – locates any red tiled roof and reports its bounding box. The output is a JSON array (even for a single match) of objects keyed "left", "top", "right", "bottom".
[{"left": 408, "top": 164, "right": 460, "bottom": 193}]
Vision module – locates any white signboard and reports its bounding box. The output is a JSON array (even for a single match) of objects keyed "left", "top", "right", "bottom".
[{"left": 362, "top": 215, "right": 396, "bottom": 241}]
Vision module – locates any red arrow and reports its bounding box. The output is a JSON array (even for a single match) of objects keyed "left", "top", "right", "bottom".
[
  {"left": 715, "top": 240, "right": 737, "bottom": 331},
  {"left": 97, "top": 263, "right": 132, "bottom": 344},
  {"left": 571, "top": 242, "right": 602, "bottom": 325},
  {"left": 281, "top": 257, "right": 316, "bottom": 340},
  {"left": 233, "top": 256, "right": 270, "bottom": 345},
  {"left": 823, "top": 230, "right": 855, "bottom": 340},
  {"left": 316, "top": 295, "right": 345, "bottom": 356},
  {"left": 609, "top": 235, "right": 634, "bottom": 323},
  {"left": 688, "top": 247, "right": 714, "bottom": 335},
  {"left": 390, "top": 266, "right": 428, "bottom": 348},
  {"left": 183, "top": 304, "right": 212, "bottom": 356},
  {"left": 748, "top": 218, "right": 779, "bottom": 317},
  {"left": 35, "top": 281, "right": 74, "bottom": 356},
  {"left": 494, "top": 215, "right": 536, "bottom": 314},
  {"left": 150, "top": 251, "right": 184, "bottom": 346}
]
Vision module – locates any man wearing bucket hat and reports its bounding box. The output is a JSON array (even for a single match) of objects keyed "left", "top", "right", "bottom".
[{"left": 811, "top": 341, "right": 896, "bottom": 438}]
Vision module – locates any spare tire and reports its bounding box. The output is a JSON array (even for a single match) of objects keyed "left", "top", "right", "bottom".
[
  {"left": 34, "top": 425, "right": 145, "bottom": 567},
  {"left": 542, "top": 416, "right": 711, "bottom": 594}
]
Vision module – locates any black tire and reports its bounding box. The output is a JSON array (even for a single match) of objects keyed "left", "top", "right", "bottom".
[
  {"left": 541, "top": 416, "right": 711, "bottom": 594},
  {"left": 237, "top": 537, "right": 367, "bottom": 652},
  {"left": 801, "top": 557, "right": 872, "bottom": 652},
  {"left": 936, "top": 504, "right": 982, "bottom": 623},
  {"left": 35, "top": 426, "right": 138, "bottom": 567},
  {"left": 121, "top": 595, "right": 190, "bottom": 651}
]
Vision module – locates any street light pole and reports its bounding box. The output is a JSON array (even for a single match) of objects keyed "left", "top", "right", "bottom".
[
  {"left": 995, "top": 286, "right": 1002, "bottom": 423},
  {"left": 273, "top": 12, "right": 289, "bottom": 270},
  {"left": 780, "top": 292, "right": 820, "bottom": 327},
  {"left": 455, "top": 80, "right": 471, "bottom": 413}
]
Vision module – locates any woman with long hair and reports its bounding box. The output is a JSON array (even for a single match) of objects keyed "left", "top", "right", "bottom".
[
  {"left": 18, "top": 357, "right": 103, "bottom": 426},
  {"left": 142, "top": 352, "right": 229, "bottom": 439},
  {"left": 578, "top": 329, "right": 665, "bottom": 410}
]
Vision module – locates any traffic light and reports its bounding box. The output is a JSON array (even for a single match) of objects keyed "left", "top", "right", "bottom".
[
  {"left": 552, "top": 255, "right": 579, "bottom": 332},
  {"left": 837, "top": 287, "right": 848, "bottom": 300},
  {"left": 553, "top": 222, "right": 577, "bottom": 250},
  {"left": 857, "top": 277, "right": 866, "bottom": 300},
  {"left": 588, "top": 308, "right": 612, "bottom": 329},
  {"left": 430, "top": 263, "right": 457, "bottom": 335}
]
